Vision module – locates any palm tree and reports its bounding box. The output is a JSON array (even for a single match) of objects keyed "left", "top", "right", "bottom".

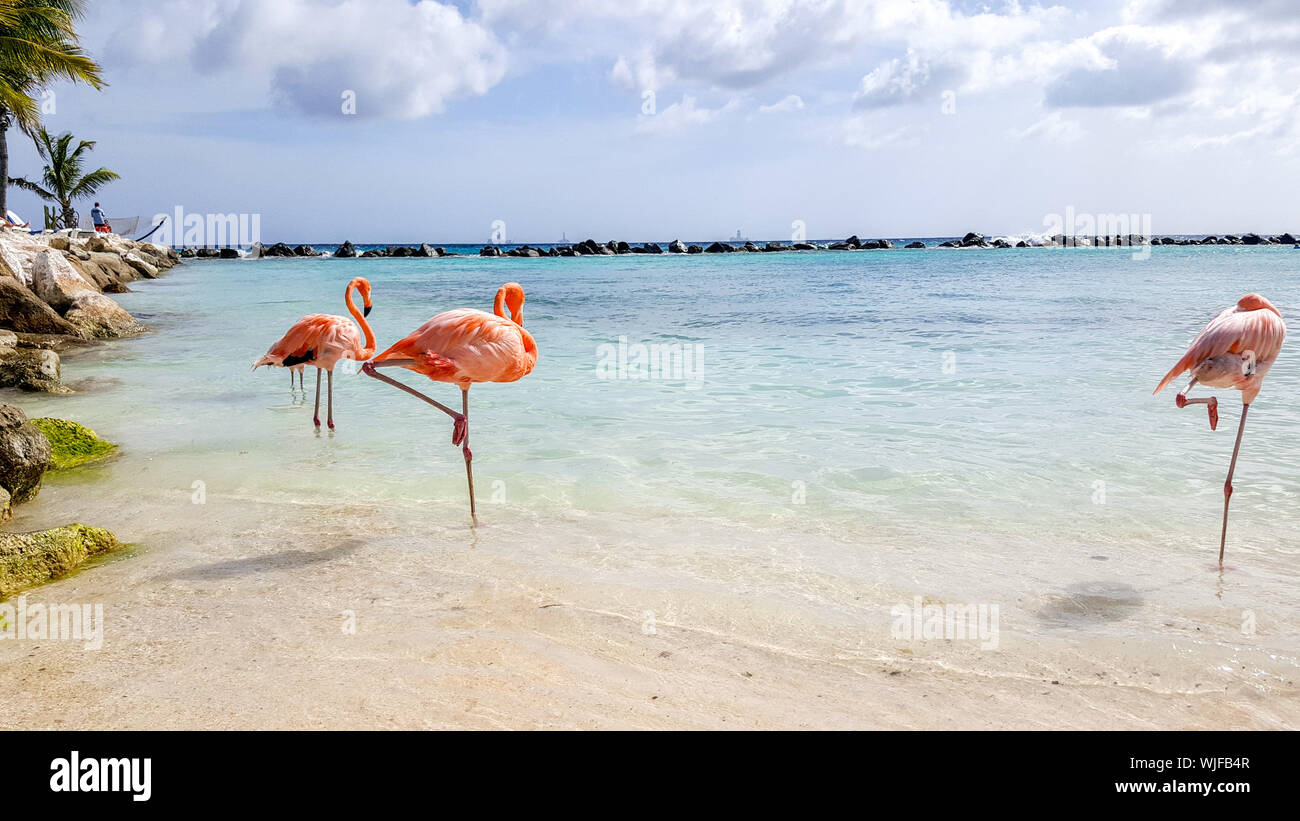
[
  {"left": 0, "top": 0, "right": 103, "bottom": 216},
  {"left": 8, "top": 127, "right": 117, "bottom": 228}
]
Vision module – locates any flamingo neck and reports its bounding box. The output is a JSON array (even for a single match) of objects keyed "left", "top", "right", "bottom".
[
  {"left": 494, "top": 287, "right": 523, "bottom": 325},
  {"left": 346, "top": 282, "right": 375, "bottom": 358}
]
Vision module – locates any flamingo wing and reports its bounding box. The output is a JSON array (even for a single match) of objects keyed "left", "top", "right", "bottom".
[
  {"left": 256, "top": 314, "right": 360, "bottom": 368},
  {"left": 1155, "top": 303, "right": 1286, "bottom": 394},
  {"left": 374, "top": 308, "right": 537, "bottom": 384}
]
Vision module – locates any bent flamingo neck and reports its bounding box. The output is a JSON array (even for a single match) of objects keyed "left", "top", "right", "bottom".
[
  {"left": 346, "top": 281, "right": 375, "bottom": 358},
  {"left": 494, "top": 283, "right": 524, "bottom": 325}
]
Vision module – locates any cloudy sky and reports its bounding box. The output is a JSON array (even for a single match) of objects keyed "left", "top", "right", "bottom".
[{"left": 7, "top": 0, "right": 1298, "bottom": 243}]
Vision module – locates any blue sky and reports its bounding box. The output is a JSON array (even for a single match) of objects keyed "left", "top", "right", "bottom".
[{"left": 6, "top": 0, "right": 1298, "bottom": 243}]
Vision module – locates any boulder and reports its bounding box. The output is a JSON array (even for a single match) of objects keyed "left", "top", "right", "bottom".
[
  {"left": 828, "top": 241, "right": 852, "bottom": 250},
  {"left": 0, "top": 278, "right": 82, "bottom": 336},
  {"left": 905, "top": 241, "right": 926, "bottom": 249},
  {"left": 686, "top": 244, "right": 703, "bottom": 254},
  {"left": 218, "top": 248, "right": 240, "bottom": 259},
  {"left": 1015, "top": 241, "right": 1028, "bottom": 248},
  {"left": 1242, "top": 233, "right": 1263, "bottom": 245},
  {"left": 123, "top": 251, "right": 160, "bottom": 278},
  {"left": 247, "top": 242, "right": 265, "bottom": 259},
  {"left": 792, "top": 242, "right": 817, "bottom": 250},
  {"left": 763, "top": 243, "right": 790, "bottom": 252},
  {"left": 0, "top": 523, "right": 121, "bottom": 596},
  {"left": 293, "top": 245, "right": 320, "bottom": 257},
  {"left": 416, "top": 244, "right": 437, "bottom": 257},
  {"left": 1278, "top": 232, "right": 1296, "bottom": 244},
  {"left": 30, "top": 418, "right": 117, "bottom": 469},
  {"left": 704, "top": 242, "right": 735, "bottom": 253},
  {"left": 261, "top": 242, "right": 294, "bottom": 257},
  {"left": 0, "top": 330, "right": 17, "bottom": 349},
  {"left": 479, "top": 246, "right": 501, "bottom": 257},
  {"left": 991, "top": 238, "right": 1012, "bottom": 248},
  {"left": 360, "top": 247, "right": 388, "bottom": 258},
  {"left": 64, "top": 292, "right": 145, "bottom": 339},
  {"left": 32, "top": 250, "right": 94, "bottom": 311},
  {"left": 845, "top": 235, "right": 862, "bottom": 249},
  {"left": 0, "top": 404, "right": 52, "bottom": 503},
  {"left": 0, "top": 348, "right": 67, "bottom": 393},
  {"left": 334, "top": 241, "right": 357, "bottom": 258},
  {"left": 668, "top": 239, "right": 687, "bottom": 254},
  {"left": 960, "top": 232, "right": 984, "bottom": 245},
  {"left": 938, "top": 240, "right": 959, "bottom": 248},
  {"left": 0, "top": 241, "right": 32, "bottom": 286}
]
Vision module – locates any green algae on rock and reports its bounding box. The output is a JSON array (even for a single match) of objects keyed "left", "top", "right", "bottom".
[
  {"left": 0, "top": 524, "right": 121, "bottom": 596},
  {"left": 30, "top": 418, "right": 117, "bottom": 470}
]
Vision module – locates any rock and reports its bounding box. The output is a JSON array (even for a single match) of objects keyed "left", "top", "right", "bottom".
[
  {"left": 1015, "top": 241, "right": 1028, "bottom": 248},
  {"left": 179, "top": 247, "right": 197, "bottom": 258},
  {"left": 293, "top": 245, "right": 320, "bottom": 257},
  {"left": 704, "top": 242, "right": 735, "bottom": 253},
  {"left": 123, "top": 251, "right": 160, "bottom": 278},
  {"left": 686, "top": 244, "right": 703, "bottom": 254},
  {"left": 792, "top": 242, "right": 817, "bottom": 250},
  {"left": 938, "top": 240, "right": 959, "bottom": 248},
  {"left": 334, "top": 241, "right": 357, "bottom": 258},
  {"left": 248, "top": 242, "right": 265, "bottom": 259},
  {"left": 845, "top": 235, "right": 862, "bottom": 249},
  {"left": 1242, "top": 233, "right": 1263, "bottom": 245},
  {"left": 416, "top": 244, "right": 437, "bottom": 257},
  {"left": 763, "top": 243, "right": 790, "bottom": 252},
  {"left": 261, "top": 242, "right": 294, "bottom": 257},
  {"left": 47, "top": 236, "right": 70, "bottom": 251},
  {"left": 828, "top": 241, "right": 852, "bottom": 250},
  {"left": 668, "top": 239, "right": 687, "bottom": 254},
  {"left": 102, "top": 281, "right": 131, "bottom": 294},
  {"left": 218, "top": 248, "right": 240, "bottom": 259},
  {"left": 361, "top": 247, "right": 388, "bottom": 258},
  {"left": 0, "top": 330, "right": 16, "bottom": 349},
  {"left": 1278, "top": 232, "right": 1296, "bottom": 244},
  {"left": 32, "top": 250, "right": 94, "bottom": 312},
  {"left": 0, "top": 523, "right": 121, "bottom": 596},
  {"left": 615, "top": 241, "right": 631, "bottom": 254},
  {"left": 642, "top": 243, "right": 664, "bottom": 254},
  {"left": 29, "top": 418, "right": 117, "bottom": 470},
  {"left": 0, "top": 348, "right": 67, "bottom": 393},
  {"left": 0, "top": 485, "right": 9, "bottom": 522},
  {"left": 905, "top": 241, "right": 926, "bottom": 249},
  {"left": 992, "top": 238, "right": 1012, "bottom": 248},
  {"left": 479, "top": 246, "right": 501, "bottom": 257},
  {"left": 0, "top": 404, "right": 52, "bottom": 503},
  {"left": 0, "top": 241, "right": 32, "bottom": 286},
  {"left": 64, "top": 292, "right": 144, "bottom": 339},
  {"left": 0, "top": 278, "right": 82, "bottom": 337}
]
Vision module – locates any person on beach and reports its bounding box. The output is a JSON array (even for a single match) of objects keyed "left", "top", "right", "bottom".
[{"left": 91, "top": 202, "right": 111, "bottom": 233}]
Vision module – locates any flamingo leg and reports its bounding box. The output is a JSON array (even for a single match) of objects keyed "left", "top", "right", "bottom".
[
  {"left": 313, "top": 368, "right": 322, "bottom": 428},
  {"left": 361, "top": 361, "right": 465, "bottom": 430},
  {"left": 461, "top": 387, "right": 476, "bottom": 524},
  {"left": 327, "top": 369, "right": 335, "bottom": 430},
  {"left": 1175, "top": 377, "right": 1219, "bottom": 430},
  {"left": 1219, "top": 403, "right": 1249, "bottom": 565}
]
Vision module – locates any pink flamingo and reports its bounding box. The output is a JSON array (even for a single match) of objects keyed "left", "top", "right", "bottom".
[
  {"left": 1154, "top": 293, "right": 1286, "bottom": 564},
  {"left": 255, "top": 277, "right": 376, "bottom": 429},
  {"left": 361, "top": 282, "right": 537, "bottom": 522}
]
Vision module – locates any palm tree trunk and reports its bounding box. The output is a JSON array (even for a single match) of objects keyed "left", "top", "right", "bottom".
[{"left": 0, "top": 108, "right": 9, "bottom": 218}]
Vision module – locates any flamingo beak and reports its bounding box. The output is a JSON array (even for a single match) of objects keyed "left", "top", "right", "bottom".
[{"left": 363, "top": 305, "right": 372, "bottom": 317}]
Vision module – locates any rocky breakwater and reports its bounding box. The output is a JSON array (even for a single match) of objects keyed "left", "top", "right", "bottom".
[{"left": 0, "top": 231, "right": 179, "bottom": 393}]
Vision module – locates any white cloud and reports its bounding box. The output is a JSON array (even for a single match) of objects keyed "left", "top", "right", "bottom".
[
  {"left": 1009, "top": 111, "right": 1085, "bottom": 143},
  {"left": 98, "top": 0, "right": 507, "bottom": 119},
  {"left": 636, "top": 95, "right": 740, "bottom": 135},
  {"left": 758, "top": 94, "right": 804, "bottom": 114}
]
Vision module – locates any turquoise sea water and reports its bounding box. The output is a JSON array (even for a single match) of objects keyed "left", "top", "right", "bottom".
[{"left": 10, "top": 243, "right": 1300, "bottom": 695}]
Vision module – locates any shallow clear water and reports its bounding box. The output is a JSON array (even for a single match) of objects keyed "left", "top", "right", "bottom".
[{"left": 10, "top": 244, "right": 1300, "bottom": 694}]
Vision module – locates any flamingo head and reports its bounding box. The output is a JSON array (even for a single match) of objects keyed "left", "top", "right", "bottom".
[
  {"left": 349, "top": 277, "right": 373, "bottom": 316},
  {"left": 1237, "top": 293, "right": 1281, "bottom": 317},
  {"left": 496, "top": 282, "right": 526, "bottom": 324}
]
